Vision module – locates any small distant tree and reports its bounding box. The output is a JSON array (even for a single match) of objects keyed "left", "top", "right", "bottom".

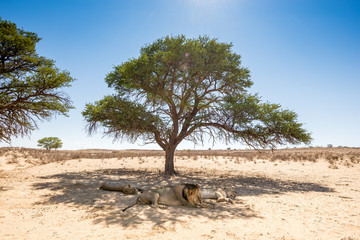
[
  {"left": 37, "top": 137, "right": 63, "bottom": 150},
  {"left": 83, "top": 35, "right": 311, "bottom": 175},
  {"left": 0, "top": 19, "right": 74, "bottom": 143}
]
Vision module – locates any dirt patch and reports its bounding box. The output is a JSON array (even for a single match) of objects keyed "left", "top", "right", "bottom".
[{"left": 0, "top": 149, "right": 359, "bottom": 239}]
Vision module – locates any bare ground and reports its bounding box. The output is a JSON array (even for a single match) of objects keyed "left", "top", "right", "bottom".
[{"left": 0, "top": 148, "right": 359, "bottom": 239}]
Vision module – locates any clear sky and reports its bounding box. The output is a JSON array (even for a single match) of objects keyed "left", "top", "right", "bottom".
[{"left": 1, "top": 0, "right": 359, "bottom": 150}]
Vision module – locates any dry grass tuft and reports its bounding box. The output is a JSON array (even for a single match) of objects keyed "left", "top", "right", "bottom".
[{"left": 1, "top": 147, "right": 360, "bottom": 168}]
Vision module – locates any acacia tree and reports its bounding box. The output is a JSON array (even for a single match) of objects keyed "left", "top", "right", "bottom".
[
  {"left": 83, "top": 35, "right": 311, "bottom": 175},
  {"left": 0, "top": 19, "right": 74, "bottom": 143},
  {"left": 38, "top": 137, "right": 63, "bottom": 150}
]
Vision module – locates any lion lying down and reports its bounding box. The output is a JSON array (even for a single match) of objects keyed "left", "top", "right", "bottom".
[
  {"left": 201, "top": 187, "right": 236, "bottom": 204},
  {"left": 100, "top": 182, "right": 141, "bottom": 194},
  {"left": 122, "top": 184, "right": 203, "bottom": 211}
]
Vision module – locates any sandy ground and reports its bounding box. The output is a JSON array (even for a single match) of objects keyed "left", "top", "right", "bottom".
[{"left": 0, "top": 152, "right": 359, "bottom": 240}]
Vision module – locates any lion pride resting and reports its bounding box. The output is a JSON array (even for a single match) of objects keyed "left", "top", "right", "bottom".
[{"left": 122, "top": 183, "right": 203, "bottom": 211}]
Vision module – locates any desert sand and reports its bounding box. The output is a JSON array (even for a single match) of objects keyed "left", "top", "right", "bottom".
[{"left": 0, "top": 148, "right": 359, "bottom": 240}]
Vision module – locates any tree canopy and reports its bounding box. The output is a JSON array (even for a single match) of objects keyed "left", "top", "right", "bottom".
[
  {"left": 83, "top": 35, "right": 311, "bottom": 175},
  {"left": 37, "top": 137, "right": 63, "bottom": 150},
  {"left": 0, "top": 19, "right": 74, "bottom": 143}
]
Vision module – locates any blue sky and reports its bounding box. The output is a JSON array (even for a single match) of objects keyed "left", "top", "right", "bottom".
[{"left": 1, "top": 0, "right": 359, "bottom": 150}]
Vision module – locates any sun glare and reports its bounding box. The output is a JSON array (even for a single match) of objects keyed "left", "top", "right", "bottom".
[{"left": 184, "top": 0, "right": 231, "bottom": 13}]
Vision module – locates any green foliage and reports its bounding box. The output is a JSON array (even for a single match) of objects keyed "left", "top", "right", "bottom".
[
  {"left": 83, "top": 95, "right": 163, "bottom": 142},
  {"left": 0, "top": 19, "right": 75, "bottom": 142},
  {"left": 222, "top": 93, "right": 311, "bottom": 148},
  {"left": 83, "top": 35, "right": 311, "bottom": 174},
  {"left": 37, "top": 137, "right": 63, "bottom": 150}
]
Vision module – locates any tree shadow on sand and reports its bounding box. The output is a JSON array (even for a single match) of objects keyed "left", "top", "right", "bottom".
[{"left": 32, "top": 168, "right": 334, "bottom": 229}]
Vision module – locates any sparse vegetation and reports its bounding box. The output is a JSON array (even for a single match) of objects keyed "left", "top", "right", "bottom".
[
  {"left": 0, "top": 147, "right": 359, "bottom": 168},
  {"left": 37, "top": 137, "right": 63, "bottom": 151},
  {"left": 1, "top": 146, "right": 359, "bottom": 239}
]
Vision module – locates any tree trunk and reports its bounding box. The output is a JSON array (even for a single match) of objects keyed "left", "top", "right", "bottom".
[{"left": 164, "top": 145, "right": 176, "bottom": 175}]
